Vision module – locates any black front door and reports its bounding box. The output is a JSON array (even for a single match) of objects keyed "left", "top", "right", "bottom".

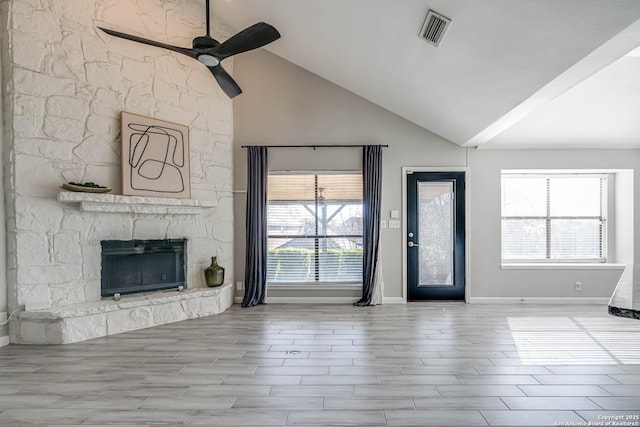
[{"left": 407, "top": 172, "right": 465, "bottom": 300}]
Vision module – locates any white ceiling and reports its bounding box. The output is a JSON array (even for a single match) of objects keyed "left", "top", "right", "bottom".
[{"left": 211, "top": 0, "right": 640, "bottom": 149}]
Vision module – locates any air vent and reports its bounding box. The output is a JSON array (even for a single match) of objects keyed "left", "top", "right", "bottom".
[{"left": 419, "top": 10, "right": 451, "bottom": 47}]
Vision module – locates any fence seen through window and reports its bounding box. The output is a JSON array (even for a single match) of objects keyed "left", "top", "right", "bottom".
[{"left": 267, "top": 173, "right": 363, "bottom": 284}]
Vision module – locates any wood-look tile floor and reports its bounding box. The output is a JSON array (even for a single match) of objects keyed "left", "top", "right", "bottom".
[{"left": 1, "top": 303, "right": 640, "bottom": 426}]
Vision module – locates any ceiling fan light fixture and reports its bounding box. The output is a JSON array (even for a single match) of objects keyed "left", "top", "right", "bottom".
[{"left": 198, "top": 54, "right": 220, "bottom": 66}]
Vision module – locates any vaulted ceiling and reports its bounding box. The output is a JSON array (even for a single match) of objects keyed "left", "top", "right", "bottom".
[{"left": 211, "top": 0, "right": 640, "bottom": 149}]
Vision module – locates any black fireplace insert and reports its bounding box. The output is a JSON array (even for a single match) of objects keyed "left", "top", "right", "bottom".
[{"left": 101, "top": 239, "right": 186, "bottom": 297}]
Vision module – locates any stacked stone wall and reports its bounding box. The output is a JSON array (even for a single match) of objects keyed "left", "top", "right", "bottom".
[{"left": 3, "top": 0, "right": 234, "bottom": 343}]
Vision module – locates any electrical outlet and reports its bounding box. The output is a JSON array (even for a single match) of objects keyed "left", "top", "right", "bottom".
[
  {"left": 381, "top": 219, "right": 388, "bottom": 229},
  {"left": 575, "top": 281, "right": 583, "bottom": 291},
  {"left": 389, "top": 220, "right": 401, "bottom": 229}
]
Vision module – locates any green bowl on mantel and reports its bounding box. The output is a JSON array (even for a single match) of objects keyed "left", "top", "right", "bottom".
[{"left": 61, "top": 183, "right": 112, "bottom": 194}]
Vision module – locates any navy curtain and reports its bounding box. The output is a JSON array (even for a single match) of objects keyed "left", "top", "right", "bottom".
[
  {"left": 354, "top": 145, "right": 383, "bottom": 306},
  {"left": 242, "top": 146, "right": 268, "bottom": 307}
]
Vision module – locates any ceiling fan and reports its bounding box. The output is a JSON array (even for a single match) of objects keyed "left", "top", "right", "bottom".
[{"left": 98, "top": 0, "right": 280, "bottom": 98}]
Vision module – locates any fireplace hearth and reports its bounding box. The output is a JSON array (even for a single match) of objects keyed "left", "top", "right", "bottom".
[{"left": 101, "top": 239, "right": 186, "bottom": 297}]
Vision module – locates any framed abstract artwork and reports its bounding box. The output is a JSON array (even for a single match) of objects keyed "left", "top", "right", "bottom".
[{"left": 121, "top": 112, "right": 191, "bottom": 199}]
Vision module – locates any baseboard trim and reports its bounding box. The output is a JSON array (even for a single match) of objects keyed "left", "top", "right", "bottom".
[
  {"left": 0, "top": 335, "right": 9, "bottom": 348},
  {"left": 268, "top": 297, "right": 356, "bottom": 304},
  {"left": 234, "top": 296, "right": 610, "bottom": 305},
  {"left": 469, "top": 297, "right": 610, "bottom": 304},
  {"left": 234, "top": 297, "right": 357, "bottom": 304}
]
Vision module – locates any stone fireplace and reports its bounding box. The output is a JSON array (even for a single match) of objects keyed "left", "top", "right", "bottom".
[
  {"left": 101, "top": 238, "right": 187, "bottom": 297},
  {"left": 13, "top": 192, "right": 234, "bottom": 344},
  {"left": 2, "top": 0, "right": 236, "bottom": 344}
]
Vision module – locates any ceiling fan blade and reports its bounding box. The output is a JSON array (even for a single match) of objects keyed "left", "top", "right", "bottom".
[
  {"left": 98, "top": 27, "right": 197, "bottom": 59},
  {"left": 208, "top": 65, "right": 242, "bottom": 98},
  {"left": 214, "top": 22, "right": 280, "bottom": 60}
]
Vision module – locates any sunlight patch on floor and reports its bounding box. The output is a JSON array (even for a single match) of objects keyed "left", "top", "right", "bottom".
[{"left": 508, "top": 317, "right": 616, "bottom": 365}]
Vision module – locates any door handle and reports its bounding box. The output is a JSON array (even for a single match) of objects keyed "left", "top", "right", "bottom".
[{"left": 408, "top": 241, "right": 418, "bottom": 247}]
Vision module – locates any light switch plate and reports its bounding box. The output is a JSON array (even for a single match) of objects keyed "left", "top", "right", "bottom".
[
  {"left": 389, "top": 220, "right": 400, "bottom": 229},
  {"left": 390, "top": 209, "right": 400, "bottom": 219}
]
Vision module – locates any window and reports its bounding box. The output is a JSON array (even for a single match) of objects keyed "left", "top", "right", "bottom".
[
  {"left": 501, "top": 173, "right": 607, "bottom": 262},
  {"left": 267, "top": 173, "right": 363, "bottom": 284}
]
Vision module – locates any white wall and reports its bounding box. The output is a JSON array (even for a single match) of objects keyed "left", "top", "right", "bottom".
[
  {"left": 468, "top": 149, "right": 637, "bottom": 301},
  {"left": 234, "top": 49, "right": 638, "bottom": 303},
  {"left": 233, "top": 49, "right": 466, "bottom": 301},
  {"left": 615, "top": 170, "right": 635, "bottom": 265},
  {"left": 0, "top": 0, "right": 8, "bottom": 345}
]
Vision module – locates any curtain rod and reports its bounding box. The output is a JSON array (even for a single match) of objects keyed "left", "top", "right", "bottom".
[{"left": 241, "top": 144, "right": 389, "bottom": 149}]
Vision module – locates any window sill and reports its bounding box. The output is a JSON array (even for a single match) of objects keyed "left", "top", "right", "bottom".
[
  {"left": 267, "top": 284, "right": 361, "bottom": 290},
  {"left": 501, "top": 263, "right": 626, "bottom": 270}
]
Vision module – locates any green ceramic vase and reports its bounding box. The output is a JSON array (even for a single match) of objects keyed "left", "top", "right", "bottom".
[{"left": 204, "top": 256, "right": 225, "bottom": 287}]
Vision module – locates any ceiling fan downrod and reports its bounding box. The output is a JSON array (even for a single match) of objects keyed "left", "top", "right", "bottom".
[{"left": 205, "top": 0, "right": 211, "bottom": 37}]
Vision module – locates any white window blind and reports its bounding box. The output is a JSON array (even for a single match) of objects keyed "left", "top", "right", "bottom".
[
  {"left": 501, "top": 173, "right": 607, "bottom": 262},
  {"left": 267, "top": 173, "right": 363, "bottom": 284}
]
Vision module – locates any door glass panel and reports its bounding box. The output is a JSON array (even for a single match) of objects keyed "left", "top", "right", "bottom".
[{"left": 418, "top": 181, "right": 454, "bottom": 286}]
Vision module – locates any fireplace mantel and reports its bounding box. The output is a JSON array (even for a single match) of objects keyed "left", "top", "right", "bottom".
[{"left": 58, "top": 191, "right": 216, "bottom": 215}]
